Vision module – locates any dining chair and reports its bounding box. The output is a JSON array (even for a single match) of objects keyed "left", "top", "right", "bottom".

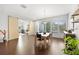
[
  {"left": 35, "top": 33, "right": 44, "bottom": 48},
  {"left": 45, "top": 33, "right": 51, "bottom": 46}
]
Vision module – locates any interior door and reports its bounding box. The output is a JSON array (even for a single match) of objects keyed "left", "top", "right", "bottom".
[{"left": 8, "top": 16, "right": 19, "bottom": 40}]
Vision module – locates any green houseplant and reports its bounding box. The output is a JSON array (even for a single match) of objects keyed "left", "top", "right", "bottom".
[{"left": 64, "top": 36, "right": 79, "bottom": 55}]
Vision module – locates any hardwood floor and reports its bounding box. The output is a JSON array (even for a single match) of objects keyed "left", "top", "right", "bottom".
[{"left": 0, "top": 33, "right": 65, "bottom": 55}]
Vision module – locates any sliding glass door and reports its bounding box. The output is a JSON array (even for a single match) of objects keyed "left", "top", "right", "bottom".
[
  {"left": 46, "top": 22, "right": 51, "bottom": 32},
  {"left": 51, "top": 22, "right": 66, "bottom": 38},
  {"left": 37, "top": 15, "right": 68, "bottom": 38},
  {"left": 38, "top": 20, "right": 66, "bottom": 38},
  {"left": 39, "top": 21, "right": 51, "bottom": 33}
]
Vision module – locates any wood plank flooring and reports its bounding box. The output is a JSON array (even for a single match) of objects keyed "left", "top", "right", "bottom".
[{"left": 0, "top": 33, "right": 65, "bottom": 55}]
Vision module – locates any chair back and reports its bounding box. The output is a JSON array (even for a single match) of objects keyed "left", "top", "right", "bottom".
[{"left": 36, "top": 33, "right": 41, "bottom": 38}]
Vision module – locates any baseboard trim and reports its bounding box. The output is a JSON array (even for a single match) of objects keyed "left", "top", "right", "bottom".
[
  {"left": 52, "top": 37, "right": 64, "bottom": 40},
  {"left": 8, "top": 38, "right": 18, "bottom": 41}
]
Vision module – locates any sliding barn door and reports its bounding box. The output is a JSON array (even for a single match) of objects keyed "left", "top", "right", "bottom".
[{"left": 8, "top": 16, "right": 19, "bottom": 40}]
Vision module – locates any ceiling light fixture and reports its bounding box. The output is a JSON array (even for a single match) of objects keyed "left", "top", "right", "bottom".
[
  {"left": 20, "top": 4, "right": 27, "bottom": 8},
  {"left": 43, "top": 7, "right": 47, "bottom": 18}
]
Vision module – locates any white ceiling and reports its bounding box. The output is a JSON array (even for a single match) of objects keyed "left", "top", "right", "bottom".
[{"left": 0, "top": 4, "right": 78, "bottom": 20}]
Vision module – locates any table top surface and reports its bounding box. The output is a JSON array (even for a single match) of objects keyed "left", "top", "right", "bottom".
[{"left": 39, "top": 33, "right": 50, "bottom": 37}]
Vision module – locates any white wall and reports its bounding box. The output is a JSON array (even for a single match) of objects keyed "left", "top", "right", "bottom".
[
  {"left": 18, "top": 19, "right": 30, "bottom": 33},
  {"left": 0, "top": 12, "right": 8, "bottom": 42}
]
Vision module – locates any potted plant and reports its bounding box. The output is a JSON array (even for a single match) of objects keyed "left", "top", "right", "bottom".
[{"left": 64, "top": 36, "right": 79, "bottom": 55}]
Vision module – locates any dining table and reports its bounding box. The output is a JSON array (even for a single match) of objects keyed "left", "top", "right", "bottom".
[{"left": 38, "top": 32, "right": 50, "bottom": 48}]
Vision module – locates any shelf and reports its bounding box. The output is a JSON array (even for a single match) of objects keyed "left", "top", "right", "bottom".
[
  {"left": 72, "top": 14, "right": 79, "bottom": 16},
  {"left": 72, "top": 21, "right": 79, "bottom": 23}
]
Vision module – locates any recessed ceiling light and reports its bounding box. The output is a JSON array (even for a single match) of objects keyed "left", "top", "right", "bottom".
[{"left": 20, "top": 4, "right": 27, "bottom": 8}]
